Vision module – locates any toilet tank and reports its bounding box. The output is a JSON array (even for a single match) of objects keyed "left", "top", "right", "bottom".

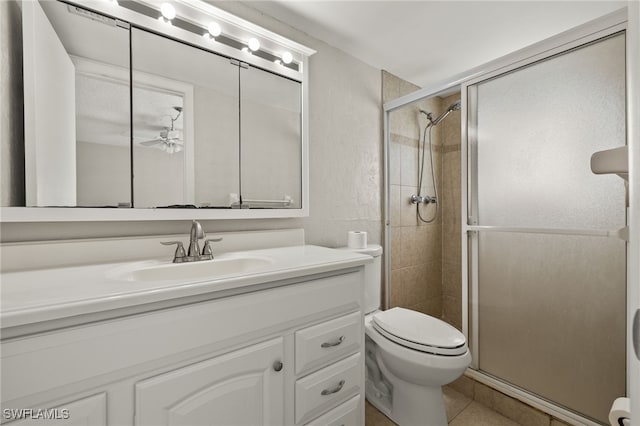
[{"left": 339, "top": 245, "right": 383, "bottom": 314}]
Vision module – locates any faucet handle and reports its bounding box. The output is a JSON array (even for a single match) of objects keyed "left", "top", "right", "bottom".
[
  {"left": 161, "top": 241, "right": 186, "bottom": 262},
  {"left": 202, "top": 238, "right": 223, "bottom": 257}
]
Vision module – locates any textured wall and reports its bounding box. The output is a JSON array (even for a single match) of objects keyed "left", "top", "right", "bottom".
[
  {"left": 0, "top": 0, "right": 25, "bottom": 206},
  {"left": 0, "top": 1, "right": 383, "bottom": 248}
]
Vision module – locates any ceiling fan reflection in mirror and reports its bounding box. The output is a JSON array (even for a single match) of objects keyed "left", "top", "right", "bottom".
[{"left": 140, "top": 106, "right": 184, "bottom": 154}]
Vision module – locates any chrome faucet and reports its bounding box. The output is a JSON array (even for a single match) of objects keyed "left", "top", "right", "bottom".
[
  {"left": 188, "top": 220, "right": 204, "bottom": 257},
  {"left": 161, "top": 220, "right": 222, "bottom": 263}
]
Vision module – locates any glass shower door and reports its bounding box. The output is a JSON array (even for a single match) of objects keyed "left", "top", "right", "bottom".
[{"left": 468, "top": 32, "right": 626, "bottom": 424}]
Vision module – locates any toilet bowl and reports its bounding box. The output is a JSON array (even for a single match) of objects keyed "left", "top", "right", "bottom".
[
  {"left": 339, "top": 244, "right": 471, "bottom": 426},
  {"left": 365, "top": 309, "right": 471, "bottom": 425}
]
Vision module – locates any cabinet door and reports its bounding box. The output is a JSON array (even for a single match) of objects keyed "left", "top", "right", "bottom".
[
  {"left": 8, "top": 393, "right": 106, "bottom": 426},
  {"left": 240, "top": 65, "right": 302, "bottom": 209},
  {"left": 135, "top": 338, "right": 284, "bottom": 426},
  {"left": 23, "top": 1, "right": 131, "bottom": 207},
  {"left": 131, "top": 28, "right": 240, "bottom": 208}
]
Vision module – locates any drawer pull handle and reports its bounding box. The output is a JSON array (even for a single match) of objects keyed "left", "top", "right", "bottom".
[
  {"left": 321, "top": 335, "right": 345, "bottom": 348},
  {"left": 273, "top": 361, "right": 283, "bottom": 372},
  {"left": 321, "top": 379, "right": 345, "bottom": 396}
]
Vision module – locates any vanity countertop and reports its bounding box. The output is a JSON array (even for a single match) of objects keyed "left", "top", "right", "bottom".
[{"left": 1, "top": 245, "right": 371, "bottom": 331}]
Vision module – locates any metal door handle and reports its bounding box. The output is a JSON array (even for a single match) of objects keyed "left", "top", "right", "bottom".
[
  {"left": 321, "top": 379, "right": 345, "bottom": 396},
  {"left": 321, "top": 335, "right": 345, "bottom": 348},
  {"left": 273, "top": 361, "right": 283, "bottom": 372}
]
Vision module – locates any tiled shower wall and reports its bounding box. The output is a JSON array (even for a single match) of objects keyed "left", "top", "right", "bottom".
[
  {"left": 441, "top": 93, "right": 463, "bottom": 330},
  {"left": 384, "top": 70, "right": 442, "bottom": 317},
  {"left": 382, "top": 70, "right": 462, "bottom": 328}
]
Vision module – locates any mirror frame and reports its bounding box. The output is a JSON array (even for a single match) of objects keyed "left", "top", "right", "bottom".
[{"left": 2, "top": 0, "right": 314, "bottom": 222}]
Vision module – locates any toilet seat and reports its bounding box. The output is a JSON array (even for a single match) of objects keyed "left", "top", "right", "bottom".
[{"left": 372, "top": 308, "right": 467, "bottom": 356}]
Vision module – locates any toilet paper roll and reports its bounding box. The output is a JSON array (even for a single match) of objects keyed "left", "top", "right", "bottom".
[
  {"left": 347, "top": 231, "right": 367, "bottom": 249},
  {"left": 608, "top": 397, "right": 630, "bottom": 426}
]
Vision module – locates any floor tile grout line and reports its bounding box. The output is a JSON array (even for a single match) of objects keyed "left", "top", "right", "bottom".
[{"left": 447, "top": 398, "right": 474, "bottom": 424}]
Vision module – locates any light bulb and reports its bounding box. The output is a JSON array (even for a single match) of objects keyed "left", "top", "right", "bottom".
[
  {"left": 160, "top": 3, "right": 176, "bottom": 20},
  {"left": 208, "top": 22, "right": 221, "bottom": 37},
  {"left": 282, "top": 51, "right": 293, "bottom": 64},
  {"left": 248, "top": 37, "right": 260, "bottom": 52}
]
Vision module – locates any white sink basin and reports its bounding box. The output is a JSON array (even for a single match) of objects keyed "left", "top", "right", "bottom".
[{"left": 116, "top": 256, "right": 273, "bottom": 282}]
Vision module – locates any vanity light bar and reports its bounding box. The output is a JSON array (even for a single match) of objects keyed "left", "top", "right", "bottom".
[
  {"left": 160, "top": 2, "right": 176, "bottom": 20},
  {"left": 207, "top": 22, "right": 221, "bottom": 37},
  {"left": 67, "top": 4, "right": 120, "bottom": 27},
  {"left": 116, "top": 0, "right": 300, "bottom": 71}
]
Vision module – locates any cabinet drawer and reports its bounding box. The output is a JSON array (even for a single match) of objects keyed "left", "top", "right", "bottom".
[
  {"left": 304, "top": 395, "right": 360, "bottom": 426},
  {"left": 295, "top": 353, "right": 361, "bottom": 424},
  {"left": 295, "top": 312, "right": 361, "bottom": 374}
]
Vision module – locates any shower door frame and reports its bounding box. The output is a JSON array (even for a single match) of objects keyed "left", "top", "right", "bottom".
[
  {"left": 462, "top": 11, "right": 630, "bottom": 426},
  {"left": 382, "top": 6, "right": 637, "bottom": 426}
]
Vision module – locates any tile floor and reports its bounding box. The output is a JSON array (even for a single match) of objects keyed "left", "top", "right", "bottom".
[{"left": 365, "top": 385, "right": 521, "bottom": 426}]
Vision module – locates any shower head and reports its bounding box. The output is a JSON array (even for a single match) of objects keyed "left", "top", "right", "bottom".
[
  {"left": 429, "top": 99, "right": 461, "bottom": 126},
  {"left": 449, "top": 100, "right": 461, "bottom": 112}
]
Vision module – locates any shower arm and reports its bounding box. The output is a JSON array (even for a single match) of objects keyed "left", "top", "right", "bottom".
[{"left": 420, "top": 99, "right": 461, "bottom": 127}]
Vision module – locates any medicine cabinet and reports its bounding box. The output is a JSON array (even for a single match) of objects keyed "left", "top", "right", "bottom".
[{"left": 2, "top": 0, "right": 314, "bottom": 221}]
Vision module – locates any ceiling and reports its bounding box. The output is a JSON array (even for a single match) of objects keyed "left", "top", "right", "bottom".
[{"left": 245, "top": 1, "right": 625, "bottom": 89}]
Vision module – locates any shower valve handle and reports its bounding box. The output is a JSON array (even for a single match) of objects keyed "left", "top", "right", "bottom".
[
  {"left": 410, "top": 194, "right": 423, "bottom": 204},
  {"left": 411, "top": 194, "right": 437, "bottom": 205}
]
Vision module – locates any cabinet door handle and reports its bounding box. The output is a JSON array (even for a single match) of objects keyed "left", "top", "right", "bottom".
[
  {"left": 321, "top": 335, "right": 345, "bottom": 348},
  {"left": 321, "top": 379, "right": 345, "bottom": 396},
  {"left": 273, "top": 361, "right": 283, "bottom": 372}
]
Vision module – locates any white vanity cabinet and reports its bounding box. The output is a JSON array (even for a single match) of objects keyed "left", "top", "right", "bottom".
[{"left": 0, "top": 268, "right": 365, "bottom": 426}]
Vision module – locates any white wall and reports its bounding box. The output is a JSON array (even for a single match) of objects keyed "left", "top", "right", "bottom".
[
  {"left": 0, "top": 0, "right": 383, "bottom": 249},
  {"left": 76, "top": 142, "right": 129, "bottom": 207},
  {"left": 193, "top": 86, "right": 239, "bottom": 207}
]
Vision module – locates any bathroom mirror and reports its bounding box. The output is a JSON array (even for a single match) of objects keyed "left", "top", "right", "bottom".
[
  {"left": 240, "top": 65, "right": 302, "bottom": 209},
  {"left": 131, "top": 28, "right": 240, "bottom": 208},
  {"left": 5, "top": 0, "right": 312, "bottom": 220},
  {"left": 24, "top": 0, "right": 132, "bottom": 207}
]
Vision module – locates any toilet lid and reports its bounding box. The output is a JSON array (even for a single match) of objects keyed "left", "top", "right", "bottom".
[{"left": 372, "top": 308, "right": 467, "bottom": 356}]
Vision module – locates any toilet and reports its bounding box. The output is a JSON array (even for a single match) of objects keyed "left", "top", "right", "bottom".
[{"left": 341, "top": 244, "right": 471, "bottom": 426}]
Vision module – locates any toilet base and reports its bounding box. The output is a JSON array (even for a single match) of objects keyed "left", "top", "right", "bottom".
[
  {"left": 390, "top": 379, "right": 447, "bottom": 426},
  {"left": 365, "top": 350, "right": 448, "bottom": 426},
  {"left": 365, "top": 377, "right": 448, "bottom": 426},
  {"left": 365, "top": 379, "right": 392, "bottom": 418}
]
